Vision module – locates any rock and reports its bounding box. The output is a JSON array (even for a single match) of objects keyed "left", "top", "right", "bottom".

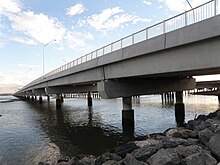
[
  {"left": 174, "top": 145, "right": 203, "bottom": 158},
  {"left": 186, "top": 120, "right": 201, "bottom": 130},
  {"left": 134, "top": 138, "right": 163, "bottom": 148},
  {"left": 119, "top": 154, "right": 148, "bottom": 165},
  {"left": 95, "top": 153, "right": 121, "bottom": 165},
  {"left": 79, "top": 156, "right": 95, "bottom": 165},
  {"left": 208, "top": 132, "right": 220, "bottom": 161},
  {"left": 183, "top": 150, "right": 217, "bottom": 165},
  {"left": 162, "top": 137, "right": 190, "bottom": 148},
  {"left": 38, "top": 162, "right": 50, "bottom": 165},
  {"left": 196, "top": 115, "right": 209, "bottom": 121},
  {"left": 102, "top": 160, "right": 118, "bottom": 165},
  {"left": 131, "top": 143, "right": 163, "bottom": 162},
  {"left": 57, "top": 157, "right": 79, "bottom": 165},
  {"left": 147, "top": 148, "right": 180, "bottom": 165},
  {"left": 194, "top": 121, "right": 211, "bottom": 131},
  {"left": 198, "top": 128, "right": 214, "bottom": 145},
  {"left": 115, "top": 142, "right": 139, "bottom": 158}
]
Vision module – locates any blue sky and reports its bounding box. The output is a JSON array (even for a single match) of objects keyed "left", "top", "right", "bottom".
[{"left": 0, "top": 0, "right": 215, "bottom": 93}]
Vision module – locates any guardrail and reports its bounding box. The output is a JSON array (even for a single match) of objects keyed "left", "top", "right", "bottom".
[{"left": 44, "top": 0, "right": 218, "bottom": 78}]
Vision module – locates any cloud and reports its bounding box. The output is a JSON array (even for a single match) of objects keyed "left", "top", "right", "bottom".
[
  {"left": 143, "top": 0, "right": 152, "bottom": 5},
  {"left": 65, "top": 31, "right": 94, "bottom": 49},
  {"left": 0, "top": 0, "right": 21, "bottom": 14},
  {"left": 66, "top": 3, "right": 85, "bottom": 16},
  {"left": 79, "top": 7, "right": 151, "bottom": 32},
  {"left": 7, "top": 11, "right": 66, "bottom": 44},
  {"left": 159, "top": 0, "right": 210, "bottom": 12}
]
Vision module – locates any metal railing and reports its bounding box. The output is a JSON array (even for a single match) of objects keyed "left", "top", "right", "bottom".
[{"left": 44, "top": 0, "right": 217, "bottom": 78}]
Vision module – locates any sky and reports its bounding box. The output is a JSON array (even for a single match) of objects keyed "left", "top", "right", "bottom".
[{"left": 0, "top": 0, "right": 217, "bottom": 93}]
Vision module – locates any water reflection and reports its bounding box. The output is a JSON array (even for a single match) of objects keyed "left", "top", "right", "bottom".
[{"left": 25, "top": 100, "right": 124, "bottom": 157}]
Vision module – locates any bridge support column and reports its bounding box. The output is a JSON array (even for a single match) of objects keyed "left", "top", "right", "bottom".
[
  {"left": 60, "top": 94, "right": 64, "bottom": 103},
  {"left": 47, "top": 95, "right": 50, "bottom": 102},
  {"left": 175, "top": 91, "right": 185, "bottom": 127},
  {"left": 122, "top": 97, "right": 134, "bottom": 136},
  {"left": 88, "top": 92, "right": 93, "bottom": 107},
  {"left": 56, "top": 94, "right": 62, "bottom": 108},
  {"left": 39, "top": 95, "right": 43, "bottom": 103},
  {"left": 31, "top": 96, "right": 34, "bottom": 101}
]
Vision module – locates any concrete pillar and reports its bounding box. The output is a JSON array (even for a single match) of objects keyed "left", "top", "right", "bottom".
[
  {"left": 47, "top": 95, "right": 50, "bottom": 101},
  {"left": 39, "top": 95, "right": 43, "bottom": 103},
  {"left": 31, "top": 96, "right": 34, "bottom": 101},
  {"left": 88, "top": 92, "right": 93, "bottom": 107},
  {"left": 60, "top": 94, "right": 64, "bottom": 103},
  {"left": 122, "top": 97, "right": 134, "bottom": 136},
  {"left": 175, "top": 91, "right": 185, "bottom": 127},
  {"left": 56, "top": 94, "right": 62, "bottom": 108}
]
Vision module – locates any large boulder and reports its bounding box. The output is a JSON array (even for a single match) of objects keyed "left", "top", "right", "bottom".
[
  {"left": 95, "top": 153, "right": 121, "bottom": 165},
  {"left": 147, "top": 148, "right": 180, "bottom": 165},
  {"left": 131, "top": 144, "right": 162, "bottom": 162},
  {"left": 208, "top": 132, "right": 220, "bottom": 161},
  {"left": 114, "top": 142, "right": 139, "bottom": 158},
  {"left": 198, "top": 128, "right": 214, "bottom": 145},
  {"left": 183, "top": 151, "right": 217, "bottom": 165},
  {"left": 174, "top": 145, "right": 203, "bottom": 158},
  {"left": 119, "top": 154, "right": 148, "bottom": 165}
]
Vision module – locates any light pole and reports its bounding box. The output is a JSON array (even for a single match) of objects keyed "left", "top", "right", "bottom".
[{"left": 43, "top": 39, "right": 56, "bottom": 77}]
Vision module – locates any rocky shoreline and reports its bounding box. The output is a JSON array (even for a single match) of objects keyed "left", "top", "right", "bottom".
[{"left": 39, "top": 109, "right": 220, "bottom": 165}]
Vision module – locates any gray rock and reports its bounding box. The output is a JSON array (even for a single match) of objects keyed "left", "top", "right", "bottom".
[
  {"left": 147, "top": 148, "right": 180, "bottom": 165},
  {"left": 183, "top": 151, "right": 217, "bottom": 165},
  {"left": 134, "top": 138, "right": 163, "bottom": 148},
  {"left": 79, "top": 156, "right": 95, "bottom": 165},
  {"left": 194, "top": 121, "right": 211, "bottom": 131},
  {"left": 115, "top": 142, "right": 139, "bottom": 158},
  {"left": 174, "top": 145, "right": 203, "bottom": 158},
  {"left": 102, "top": 160, "right": 118, "bottom": 165},
  {"left": 120, "top": 154, "right": 148, "bottom": 165},
  {"left": 38, "top": 162, "right": 50, "bottom": 165},
  {"left": 95, "top": 153, "right": 121, "bottom": 165},
  {"left": 131, "top": 143, "right": 162, "bottom": 162},
  {"left": 208, "top": 132, "right": 220, "bottom": 161},
  {"left": 162, "top": 137, "right": 190, "bottom": 148},
  {"left": 165, "top": 128, "right": 197, "bottom": 139},
  {"left": 198, "top": 128, "right": 214, "bottom": 145},
  {"left": 186, "top": 120, "right": 201, "bottom": 130}
]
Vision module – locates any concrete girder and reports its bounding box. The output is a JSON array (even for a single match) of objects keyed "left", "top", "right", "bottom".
[
  {"left": 98, "top": 77, "right": 196, "bottom": 99},
  {"left": 46, "top": 85, "right": 97, "bottom": 94}
]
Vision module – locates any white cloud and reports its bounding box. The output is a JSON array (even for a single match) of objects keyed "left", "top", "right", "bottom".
[
  {"left": 7, "top": 11, "right": 66, "bottom": 44},
  {"left": 0, "top": 0, "right": 21, "bottom": 14},
  {"left": 79, "top": 7, "right": 151, "bottom": 32},
  {"left": 143, "top": 0, "right": 152, "bottom": 5},
  {"left": 65, "top": 31, "right": 94, "bottom": 49},
  {"left": 66, "top": 3, "right": 85, "bottom": 16},
  {"left": 159, "top": 0, "right": 210, "bottom": 12}
]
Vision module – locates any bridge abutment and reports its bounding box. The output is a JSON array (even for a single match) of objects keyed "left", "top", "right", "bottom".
[
  {"left": 122, "top": 97, "right": 134, "bottom": 136},
  {"left": 175, "top": 91, "right": 185, "bottom": 127}
]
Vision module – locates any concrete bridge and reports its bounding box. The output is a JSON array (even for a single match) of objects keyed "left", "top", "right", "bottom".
[{"left": 14, "top": 0, "right": 220, "bottom": 133}]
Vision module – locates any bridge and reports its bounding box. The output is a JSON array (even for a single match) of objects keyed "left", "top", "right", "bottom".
[{"left": 14, "top": 0, "right": 220, "bottom": 133}]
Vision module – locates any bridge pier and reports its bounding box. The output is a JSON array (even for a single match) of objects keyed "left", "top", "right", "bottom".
[
  {"left": 31, "top": 96, "right": 34, "bottom": 101},
  {"left": 88, "top": 92, "right": 93, "bottom": 107},
  {"left": 122, "top": 97, "right": 134, "bottom": 136},
  {"left": 39, "top": 95, "right": 43, "bottom": 103},
  {"left": 47, "top": 95, "right": 50, "bottom": 102},
  {"left": 56, "top": 94, "right": 62, "bottom": 108},
  {"left": 175, "top": 91, "right": 185, "bottom": 127}
]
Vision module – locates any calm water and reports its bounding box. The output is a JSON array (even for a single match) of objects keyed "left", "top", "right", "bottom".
[{"left": 0, "top": 94, "right": 219, "bottom": 164}]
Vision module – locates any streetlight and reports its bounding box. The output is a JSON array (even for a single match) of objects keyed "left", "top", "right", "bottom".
[{"left": 42, "top": 39, "right": 56, "bottom": 77}]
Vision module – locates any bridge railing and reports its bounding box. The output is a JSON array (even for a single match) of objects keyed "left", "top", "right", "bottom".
[{"left": 45, "top": 0, "right": 217, "bottom": 78}]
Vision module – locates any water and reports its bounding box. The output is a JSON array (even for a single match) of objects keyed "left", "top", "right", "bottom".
[{"left": 0, "top": 94, "right": 219, "bottom": 164}]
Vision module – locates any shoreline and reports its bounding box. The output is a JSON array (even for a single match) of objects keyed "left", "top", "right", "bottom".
[{"left": 39, "top": 109, "right": 220, "bottom": 165}]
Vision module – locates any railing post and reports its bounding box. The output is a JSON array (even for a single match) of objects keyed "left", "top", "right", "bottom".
[
  {"left": 146, "top": 28, "right": 148, "bottom": 40},
  {"left": 185, "top": 11, "right": 187, "bottom": 26},
  {"left": 132, "top": 34, "right": 134, "bottom": 44},
  {"left": 121, "top": 39, "right": 123, "bottom": 48},
  {"left": 163, "top": 21, "right": 166, "bottom": 34},
  {"left": 214, "top": 0, "right": 217, "bottom": 15}
]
